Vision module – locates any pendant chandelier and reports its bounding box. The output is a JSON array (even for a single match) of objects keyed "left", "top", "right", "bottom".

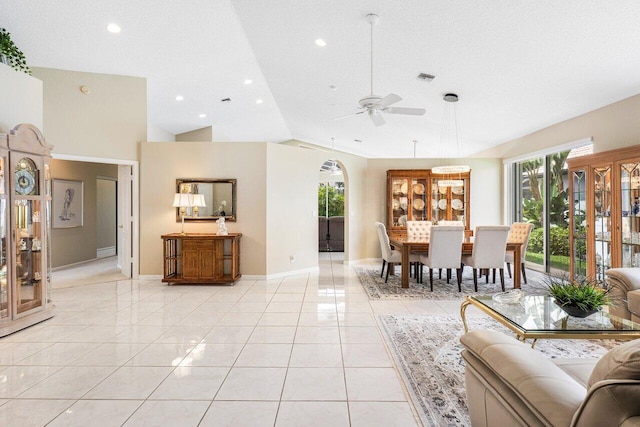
[{"left": 432, "top": 93, "right": 469, "bottom": 186}]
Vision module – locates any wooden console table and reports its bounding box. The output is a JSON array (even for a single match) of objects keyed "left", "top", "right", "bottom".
[{"left": 161, "top": 233, "right": 242, "bottom": 285}]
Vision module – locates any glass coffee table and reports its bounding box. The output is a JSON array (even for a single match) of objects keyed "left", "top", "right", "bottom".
[{"left": 460, "top": 295, "right": 640, "bottom": 347}]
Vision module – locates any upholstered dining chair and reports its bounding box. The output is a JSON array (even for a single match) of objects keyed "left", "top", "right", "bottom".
[
  {"left": 437, "top": 220, "right": 464, "bottom": 226},
  {"left": 418, "top": 225, "right": 464, "bottom": 291},
  {"left": 406, "top": 220, "right": 432, "bottom": 241},
  {"left": 462, "top": 225, "right": 511, "bottom": 291},
  {"left": 375, "top": 222, "right": 402, "bottom": 283},
  {"left": 505, "top": 222, "right": 533, "bottom": 284},
  {"left": 375, "top": 222, "right": 420, "bottom": 283}
]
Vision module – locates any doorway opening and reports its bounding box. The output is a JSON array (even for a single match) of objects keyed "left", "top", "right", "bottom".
[
  {"left": 51, "top": 154, "right": 139, "bottom": 281},
  {"left": 318, "top": 159, "right": 345, "bottom": 252}
]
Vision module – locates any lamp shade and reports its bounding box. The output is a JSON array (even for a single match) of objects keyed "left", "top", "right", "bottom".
[
  {"left": 191, "top": 194, "right": 206, "bottom": 207},
  {"left": 173, "top": 193, "right": 193, "bottom": 208}
]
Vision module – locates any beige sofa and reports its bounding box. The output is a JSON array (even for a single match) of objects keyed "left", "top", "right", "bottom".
[
  {"left": 606, "top": 268, "right": 640, "bottom": 322},
  {"left": 460, "top": 329, "right": 640, "bottom": 427}
]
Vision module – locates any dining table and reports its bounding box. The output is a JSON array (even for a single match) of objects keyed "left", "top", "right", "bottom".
[{"left": 388, "top": 236, "right": 524, "bottom": 289}]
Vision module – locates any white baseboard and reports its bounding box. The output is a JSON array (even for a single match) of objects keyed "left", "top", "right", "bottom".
[
  {"left": 242, "top": 266, "right": 320, "bottom": 280},
  {"left": 97, "top": 246, "right": 116, "bottom": 258},
  {"left": 142, "top": 267, "right": 320, "bottom": 283},
  {"left": 343, "top": 257, "right": 380, "bottom": 265},
  {"left": 138, "top": 275, "right": 163, "bottom": 281}
]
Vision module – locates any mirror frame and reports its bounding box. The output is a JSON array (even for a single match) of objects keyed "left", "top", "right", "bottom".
[{"left": 175, "top": 178, "right": 237, "bottom": 222}]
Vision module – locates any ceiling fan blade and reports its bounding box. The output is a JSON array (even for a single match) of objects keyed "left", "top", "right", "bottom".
[
  {"left": 369, "top": 110, "right": 386, "bottom": 127},
  {"left": 384, "top": 106, "right": 426, "bottom": 116},
  {"left": 378, "top": 93, "right": 402, "bottom": 108},
  {"left": 331, "top": 111, "right": 365, "bottom": 121}
]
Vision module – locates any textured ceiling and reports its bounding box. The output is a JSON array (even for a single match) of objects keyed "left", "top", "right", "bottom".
[{"left": 2, "top": 0, "right": 640, "bottom": 158}]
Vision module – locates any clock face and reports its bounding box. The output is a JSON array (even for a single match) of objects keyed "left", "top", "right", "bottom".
[{"left": 14, "top": 158, "right": 38, "bottom": 196}]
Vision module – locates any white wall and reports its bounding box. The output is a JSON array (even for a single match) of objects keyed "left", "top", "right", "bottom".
[{"left": 0, "top": 63, "right": 42, "bottom": 133}]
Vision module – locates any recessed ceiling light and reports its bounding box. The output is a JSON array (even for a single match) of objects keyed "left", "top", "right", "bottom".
[
  {"left": 199, "top": 113, "right": 206, "bottom": 118},
  {"left": 256, "top": 99, "right": 263, "bottom": 104},
  {"left": 244, "top": 79, "right": 253, "bottom": 85},
  {"left": 106, "top": 23, "right": 121, "bottom": 33},
  {"left": 315, "top": 39, "right": 326, "bottom": 47},
  {"left": 175, "top": 95, "right": 184, "bottom": 101}
]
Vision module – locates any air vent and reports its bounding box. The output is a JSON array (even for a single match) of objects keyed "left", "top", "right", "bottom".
[
  {"left": 221, "top": 98, "right": 231, "bottom": 102},
  {"left": 417, "top": 73, "right": 436, "bottom": 82}
]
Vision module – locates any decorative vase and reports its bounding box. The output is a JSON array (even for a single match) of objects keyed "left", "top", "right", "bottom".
[{"left": 553, "top": 300, "right": 599, "bottom": 318}]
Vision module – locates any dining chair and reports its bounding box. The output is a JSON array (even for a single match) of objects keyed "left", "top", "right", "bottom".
[
  {"left": 437, "top": 220, "right": 464, "bottom": 226},
  {"left": 418, "top": 225, "right": 464, "bottom": 291},
  {"left": 504, "top": 222, "right": 534, "bottom": 284},
  {"left": 406, "top": 220, "right": 432, "bottom": 241},
  {"left": 462, "top": 225, "right": 511, "bottom": 291},
  {"left": 374, "top": 222, "right": 402, "bottom": 283},
  {"left": 406, "top": 220, "right": 431, "bottom": 280}
]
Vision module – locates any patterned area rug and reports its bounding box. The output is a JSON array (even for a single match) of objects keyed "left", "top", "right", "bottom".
[
  {"left": 378, "top": 314, "right": 618, "bottom": 427},
  {"left": 354, "top": 265, "right": 550, "bottom": 300}
]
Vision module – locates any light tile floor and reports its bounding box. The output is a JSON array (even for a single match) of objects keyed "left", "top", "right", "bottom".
[{"left": 0, "top": 253, "right": 480, "bottom": 426}]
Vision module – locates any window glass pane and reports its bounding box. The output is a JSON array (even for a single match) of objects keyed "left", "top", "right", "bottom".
[
  {"left": 548, "top": 151, "right": 570, "bottom": 273},
  {"left": 519, "top": 157, "right": 545, "bottom": 269}
]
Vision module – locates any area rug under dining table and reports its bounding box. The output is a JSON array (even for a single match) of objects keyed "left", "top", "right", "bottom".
[
  {"left": 377, "top": 314, "right": 618, "bottom": 427},
  {"left": 354, "top": 265, "right": 550, "bottom": 300}
]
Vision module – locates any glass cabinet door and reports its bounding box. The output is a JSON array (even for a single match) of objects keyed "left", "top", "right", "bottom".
[
  {"left": 431, "top": 179, "right": 447, "bottom": 223},
  {"left": 451, "top": 182, "right": 466, "bottom": 224},
  {"left": 410, "top": 178, "right": 427, "bottom": 221},
  {"left": 620, "top": 162, "right": 640, "bottom": 267},
  {"left": 571, "top": 169, "right": 587, "bottom": 277},
  {"left": 15, "top": 199, "right": 43, "bottom": 314},
  {"left": 593, "top": 166, "right": 612, "bottom": 282},
  {"left": 391, "top": 178, "right": 408, "bottom": 226},
  {"left": 0, "top": 198, "right": 7, "bottom": 321}
]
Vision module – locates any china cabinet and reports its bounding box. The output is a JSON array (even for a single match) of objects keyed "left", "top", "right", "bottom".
[
  {"left": 568, "top": 145, "right": 640, "bottom": 281},
  {"left": 430, "top": 174, "right": 471, "bottom": 229},
  {"left": 0, "top": 124, "right": 54, "bottom": 337},
  {"left": 161, "top": 233, "right": 241, "bottom": 284},
  {"left": 386, "top": 169, "right": 471, "bottom": 238}
]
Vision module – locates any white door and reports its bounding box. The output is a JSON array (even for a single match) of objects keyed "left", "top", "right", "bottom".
[{"left": 118, "top": 165, "right": 133, "bottom": 278}]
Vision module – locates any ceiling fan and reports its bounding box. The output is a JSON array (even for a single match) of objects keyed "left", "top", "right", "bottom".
[{"left": 333, "top": 13, "right": 426, "bottom": 127}]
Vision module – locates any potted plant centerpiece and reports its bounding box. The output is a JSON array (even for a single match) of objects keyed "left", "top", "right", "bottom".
[
  {"left": 0, "top": 28, "right": 31, "bottom": 74},
  {"left": 546, "top": 275, "right": 612, "bottom": 318}
]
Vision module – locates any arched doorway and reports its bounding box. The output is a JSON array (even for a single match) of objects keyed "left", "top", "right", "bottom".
[{"left": 318, "top": 159, "right": 345, "bottom": 252}]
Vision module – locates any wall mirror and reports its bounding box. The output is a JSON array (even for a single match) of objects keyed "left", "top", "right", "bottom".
[{"left": 176, "top": 178, "right": 236, "bottom": 222}]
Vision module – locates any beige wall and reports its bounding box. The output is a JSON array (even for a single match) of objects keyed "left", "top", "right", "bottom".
[
  {"left": 139, "top": 141, "right": 267, "bottom": 276},
  {"left": 0, "top": 63, "right": 42, "bottom": 133},
  {"left": 148, "top": 123, "right": 175, "bottom": 142},
  {"left": 265, "top": 144, "right": 318, "bottom": 274},
  {"left": 279, "top": 139, "right": 370, "bottom": 262},
  {"left": 32, "top": 67, "right": 146, "bottom": 160},
  {"left": 96, "top": 178, "right": 117, "bottom": 249},
  {"left": 475, "top": 94, "right": 640, "bottom": 159},
  {"left": 51, "top": 160, "right": 118, "bottom": 267},
  {"left": 176, "top": 126, "right": 213, "bottom": 142}
]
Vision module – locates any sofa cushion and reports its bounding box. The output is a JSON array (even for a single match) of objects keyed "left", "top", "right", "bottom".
[
  {"left": 588, "top": 338, "right": 640, "bottom": 388},
  {"left": 628, "top": 290, "right": 640, "bottom": 316}
]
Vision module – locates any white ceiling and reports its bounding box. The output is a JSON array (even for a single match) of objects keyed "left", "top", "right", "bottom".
[{"left": 2, "top": 0, "right": 640, "bottom": 158}]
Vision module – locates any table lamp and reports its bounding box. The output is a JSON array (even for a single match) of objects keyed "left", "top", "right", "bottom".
[{"left": 173, "top": 193, "right": 193, "bottom": 234}]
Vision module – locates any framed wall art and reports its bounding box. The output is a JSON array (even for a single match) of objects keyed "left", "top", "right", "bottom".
[{"left": 53, "top": 179, "right": 83, "bottom": 228}]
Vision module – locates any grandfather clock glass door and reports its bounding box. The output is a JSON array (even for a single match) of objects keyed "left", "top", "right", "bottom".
[
  {"left": 13, "top": 157, "right": 43, "bottom": 315},
  {"left": 0, "top": 156, "right": 7, "bottom": 322}
]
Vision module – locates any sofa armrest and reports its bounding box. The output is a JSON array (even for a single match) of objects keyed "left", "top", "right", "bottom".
[
  {"left": 571, "top": 380, "right": 640, "bottom": 427},
  {"left": 461, "top": 330, "right": 586, "bottom": 427},
  {"left": 606, "top": 268, "right": 640, "bottom": 294}
]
